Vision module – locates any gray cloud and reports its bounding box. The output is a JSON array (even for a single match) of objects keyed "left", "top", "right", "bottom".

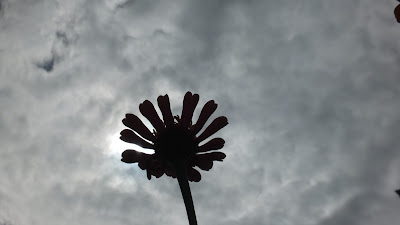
[{"left": 1, "top": 0, "right": 400, "bottom": 224}]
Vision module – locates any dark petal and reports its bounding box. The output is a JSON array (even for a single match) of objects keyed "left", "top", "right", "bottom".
[
  {"left": 193, "top": 152, "right": 226, "bottom": 171},
  {"left": 196, "top": 116, "right": 228, "bottom": 143},
  {"left": 138, "top": 159, "right": 148, "bottom": 170},
  {"left": 123, "top": 114, "right": 155, "bottom": 142},
  {"left": 187, "top": 167, "right": 201, "bottom": 182},
  {"left": 395, "top": 189, "right": 400, "bottom": 197},
  {"left": 157, "top": 95, "right": 175, "bottom": 128},
  {"left": 121, "top": 149, "right": 151, "bottom": 164},
  {"left": 121, "top": 150, "right": 152, "bottom": 171},
  {"left": 395, "top": 4, "right": 400, "bottom": 23},
  {"left": 205, "top": 152, "right": 226, "bottom": 161},
  {"left": 165, "top": 165, "right": 177, "bottom": 178},
  {"left": 123, "top": 151, "right": 153, "bottom": 170},
  {"left": 194, "top": 158, "right": 213, "bottom": 171},
  {"left": 191, "top": 100, "right": 217, "bottom": 135},
  {"left": 147, "top": 170, "right": 152, "bottom": 180},
  {"left": 120, "top": 129, "right": 154, "bottom": 149},
  {"left": 180, "top": 92, "right": 199, "bottom": 129},
  {"left": 151, "top": 168, "right": 164, "bottom": 178},
  {"left": 139, "top": 100, "right": 165, "bottom": 132},
  {"left": 148, "top": 160, "right": 165, "bottom": 178},
  {"left": 198, "top": 138, "right": 225, "bottom": 152}
]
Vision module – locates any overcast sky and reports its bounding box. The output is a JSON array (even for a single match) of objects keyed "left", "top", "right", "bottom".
[{"left": 1, "top": 0, "right": 400, "bottom": 224}]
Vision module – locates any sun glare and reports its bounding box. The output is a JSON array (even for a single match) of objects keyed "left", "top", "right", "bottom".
[{"left": 107, "top": 132, "right": 155, "bottom": 157}]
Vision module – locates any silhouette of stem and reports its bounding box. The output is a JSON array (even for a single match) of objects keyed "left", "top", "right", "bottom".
[{"left": 174, "top": 161, "right": 198, "bottom": 225}]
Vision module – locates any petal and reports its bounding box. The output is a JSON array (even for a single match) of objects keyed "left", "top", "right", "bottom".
[
  {"left": 395, "top": 4, "right": 400, "bottom": 23},
  {"left": 139, "top": 100, "right": 165, "bottom": 132},
  {"left": 187, "top": 167, "right": 201, "bottom": 182},
  {"left": 151, "top": 168, "right": 164, "bottom": 178},
  {"left": 191, "top": 100, "right": 217, "bottom": 135},
  {"left": 194, "top": 158, "right": 213, "bottom": 171},
  {"left": 138, "top": 159, "right": 148, "bottom": 170},
  {"left": 193, "top": 152, "right": 226, "bottom": 171},
  {"left": 120, "top": 129, "right": 154, "bottom": 149},
  {"left": 196, "top": 116, "right": 228, "bottom": 143},
  {"left": 207, "top": 152, "right": 226, "bottom": 161},
  {"left": 147, "top": 170, "right": 152, "bottom": 180},
  {"left": 165, "top": 165, "right": 177, "bottom": 178},
  {"left": 157, "top": 94, "right": 175, "bottom": 128},
  {"left": 198, "top": 138, "right": 225, "bottom": 153},
  {"left": 180, "top": 92, "right": 199, "bottom": 129},
  {"left": 121, "top": 149, "right": 151, "bottom": 164},
  {"left": 123, "top": 114, "right": 155, "bottom": 142},
  {"left": 148, "top": 160, "right": 165, "bottom": 178}
]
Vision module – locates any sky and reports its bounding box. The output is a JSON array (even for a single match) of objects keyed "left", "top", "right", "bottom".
[{"left": 1, "top": 0, "right": 400, "bottom": 224}]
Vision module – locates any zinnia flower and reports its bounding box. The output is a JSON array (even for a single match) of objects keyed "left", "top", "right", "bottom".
[
  {"left": 120, "top": 91, "right": 228, "bottom": 225},
  {"left": 395, "top": 1, "right": 400, "bottom": 23}
]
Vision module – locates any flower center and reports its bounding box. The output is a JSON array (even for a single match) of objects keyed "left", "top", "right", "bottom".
[{"left": 154, "top": 126, "right": 197, "bottom": 163}]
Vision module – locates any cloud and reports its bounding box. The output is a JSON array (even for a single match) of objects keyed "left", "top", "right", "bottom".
[{"left": 1, "top": 0, "right": 400, "bottom": 225}]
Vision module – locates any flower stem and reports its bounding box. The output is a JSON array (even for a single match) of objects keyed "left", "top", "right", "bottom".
[{"left": 174, "top": 162, "right": 198, "bottom": 225}]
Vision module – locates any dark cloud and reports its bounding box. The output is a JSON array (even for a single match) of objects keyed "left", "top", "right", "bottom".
[
  {"left": 56, "top": 31, "right": 70, "bottom": 46},
  {"left": 34, "top": 28, "right": 76, "bottom": 72},
  {"left": 36, "top": 55, "right": 55, "bottom": 71}
]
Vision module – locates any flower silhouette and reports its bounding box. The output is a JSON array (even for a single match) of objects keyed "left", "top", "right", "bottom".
[
  {"left": 395, "top": 1, "right": 400, "bottom": 23},
  {"left": 120, "top": 91, "right": 228, "bottom": 182},
  {"left": 120, "top": 92, "right": 228, "bottom": 225}
]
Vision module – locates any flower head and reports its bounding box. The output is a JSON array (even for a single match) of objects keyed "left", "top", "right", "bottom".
[
  {"left": 120, "top": 92, "right": 228, "bottom": 182},
  {"left": 395, "top": 3, "right": 400, "bottom": 23}
]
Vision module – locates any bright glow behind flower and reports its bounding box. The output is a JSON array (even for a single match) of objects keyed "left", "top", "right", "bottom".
[{"left": 108, "top": 132, "right": 155, "bottom": 157}]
